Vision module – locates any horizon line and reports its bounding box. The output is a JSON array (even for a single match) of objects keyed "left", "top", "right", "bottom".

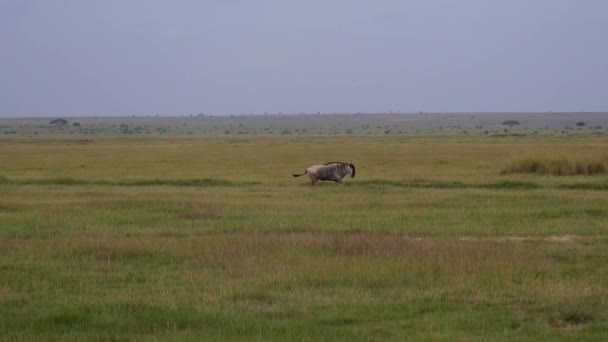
[{"left": 1, "top": 111, "right": 608, "bottom": 120}]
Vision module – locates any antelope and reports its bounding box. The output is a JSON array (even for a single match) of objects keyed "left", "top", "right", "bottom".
[{"left": 292, "top": 161, "right": 355, "bottom": 186}]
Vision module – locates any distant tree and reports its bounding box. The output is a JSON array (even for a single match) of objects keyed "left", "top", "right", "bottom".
[
  {"left": 576, "top": 121, "right": 587, "bottom": 127},
  {"left": 50, "top": 118, "right": 68, "bottom": 126},
  {"left": 73, "top": 122, "right": 81, "bottom": 127},
  {"left": 501, "top": 120, "right": 520, "bottom": 128}
]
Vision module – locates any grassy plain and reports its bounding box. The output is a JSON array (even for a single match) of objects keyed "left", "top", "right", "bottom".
[{"left": 2, "top": 123, "right": 608, "bottom": 339}]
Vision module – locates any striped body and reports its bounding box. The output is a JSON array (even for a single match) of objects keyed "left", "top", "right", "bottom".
[{"left": 293, "top": 162, "right": 355, "bottom": 186}]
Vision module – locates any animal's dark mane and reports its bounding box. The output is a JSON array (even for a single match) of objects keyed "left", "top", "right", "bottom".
[{"left": 324, "top": 161, "right": 346, "bottom": 165}]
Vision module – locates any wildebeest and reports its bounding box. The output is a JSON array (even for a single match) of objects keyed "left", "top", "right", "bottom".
[{"left": 292, "top": 161, "right": 355, "bottom": 186}]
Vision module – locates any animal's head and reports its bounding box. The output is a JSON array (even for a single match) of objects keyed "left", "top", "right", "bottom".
[{"left": 348, "top": 161, "right": 355, "bottom": 178}]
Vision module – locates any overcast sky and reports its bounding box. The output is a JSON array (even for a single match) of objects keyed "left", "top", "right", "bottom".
[{"left": 1, "top": 0, "right": 607, "bottom": 117}]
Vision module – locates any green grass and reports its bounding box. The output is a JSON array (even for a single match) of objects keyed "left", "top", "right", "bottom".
[
  {"left": 2, "top": 134, "right": 608, "bottom": 339},
  {"left": 0, "top": 177, "right": 258, "bottom": 187}
]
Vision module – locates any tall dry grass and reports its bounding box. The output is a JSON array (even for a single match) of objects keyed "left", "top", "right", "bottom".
[{"left": 502, "top": 152, "right": 608, "bottom": 176}]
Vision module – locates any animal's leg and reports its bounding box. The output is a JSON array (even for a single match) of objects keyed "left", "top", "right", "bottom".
[{"left": 308, "top": 174, "right": 318, "bottom": 187}]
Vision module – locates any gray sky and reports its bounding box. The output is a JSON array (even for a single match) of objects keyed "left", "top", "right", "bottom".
[{"left": 1, "top": 0, "right": 607, "bottom": 117}]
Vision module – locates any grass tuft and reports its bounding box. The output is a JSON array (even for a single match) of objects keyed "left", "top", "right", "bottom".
[
  {"left": 558, "top": 182, "right": 608, "bottom": 191},
  {"left": 550, "top": 309, "right": 595, "bottom": 328},
  {"left": 45, "top": 309, "right": 92, "bottom": 328},
  {"left": 33, "top": 178, "right": 93, "bottom": 186},
  {"left": 561, "top": 311, "right": 594, "bottom": 326},
  {"left": 482, "top": 180, "right": 542, "bottom": 190}
]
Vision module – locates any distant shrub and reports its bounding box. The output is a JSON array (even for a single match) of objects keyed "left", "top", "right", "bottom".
[
  {"left": 576, "top": 121, "right": 587, "bottom": 127},
  {"left": 50, "top": 118, "right": 68, "bottom": 126},
  {"left": 501, "top": 120, "right": 519, "bottom": 127},
  {"left": 502, "top": 153, "right": 608, "bottom": 176}
]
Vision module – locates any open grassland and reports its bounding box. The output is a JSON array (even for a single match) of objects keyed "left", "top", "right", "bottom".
[
  {"left": 2, "top": 134, "right": 608, "bottom": 340},
  {"left": 3, "top": 112, "right": 608, "bottom": 137}
]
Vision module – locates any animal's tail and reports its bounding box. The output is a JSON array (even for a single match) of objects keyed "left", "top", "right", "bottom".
[{"left": 292, "top": 170, "right": 307, "bottom": 177}]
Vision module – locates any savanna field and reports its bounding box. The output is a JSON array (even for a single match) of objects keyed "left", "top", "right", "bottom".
[{"left": 2, "top": 114, "right": 608, "bottom": 340}]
